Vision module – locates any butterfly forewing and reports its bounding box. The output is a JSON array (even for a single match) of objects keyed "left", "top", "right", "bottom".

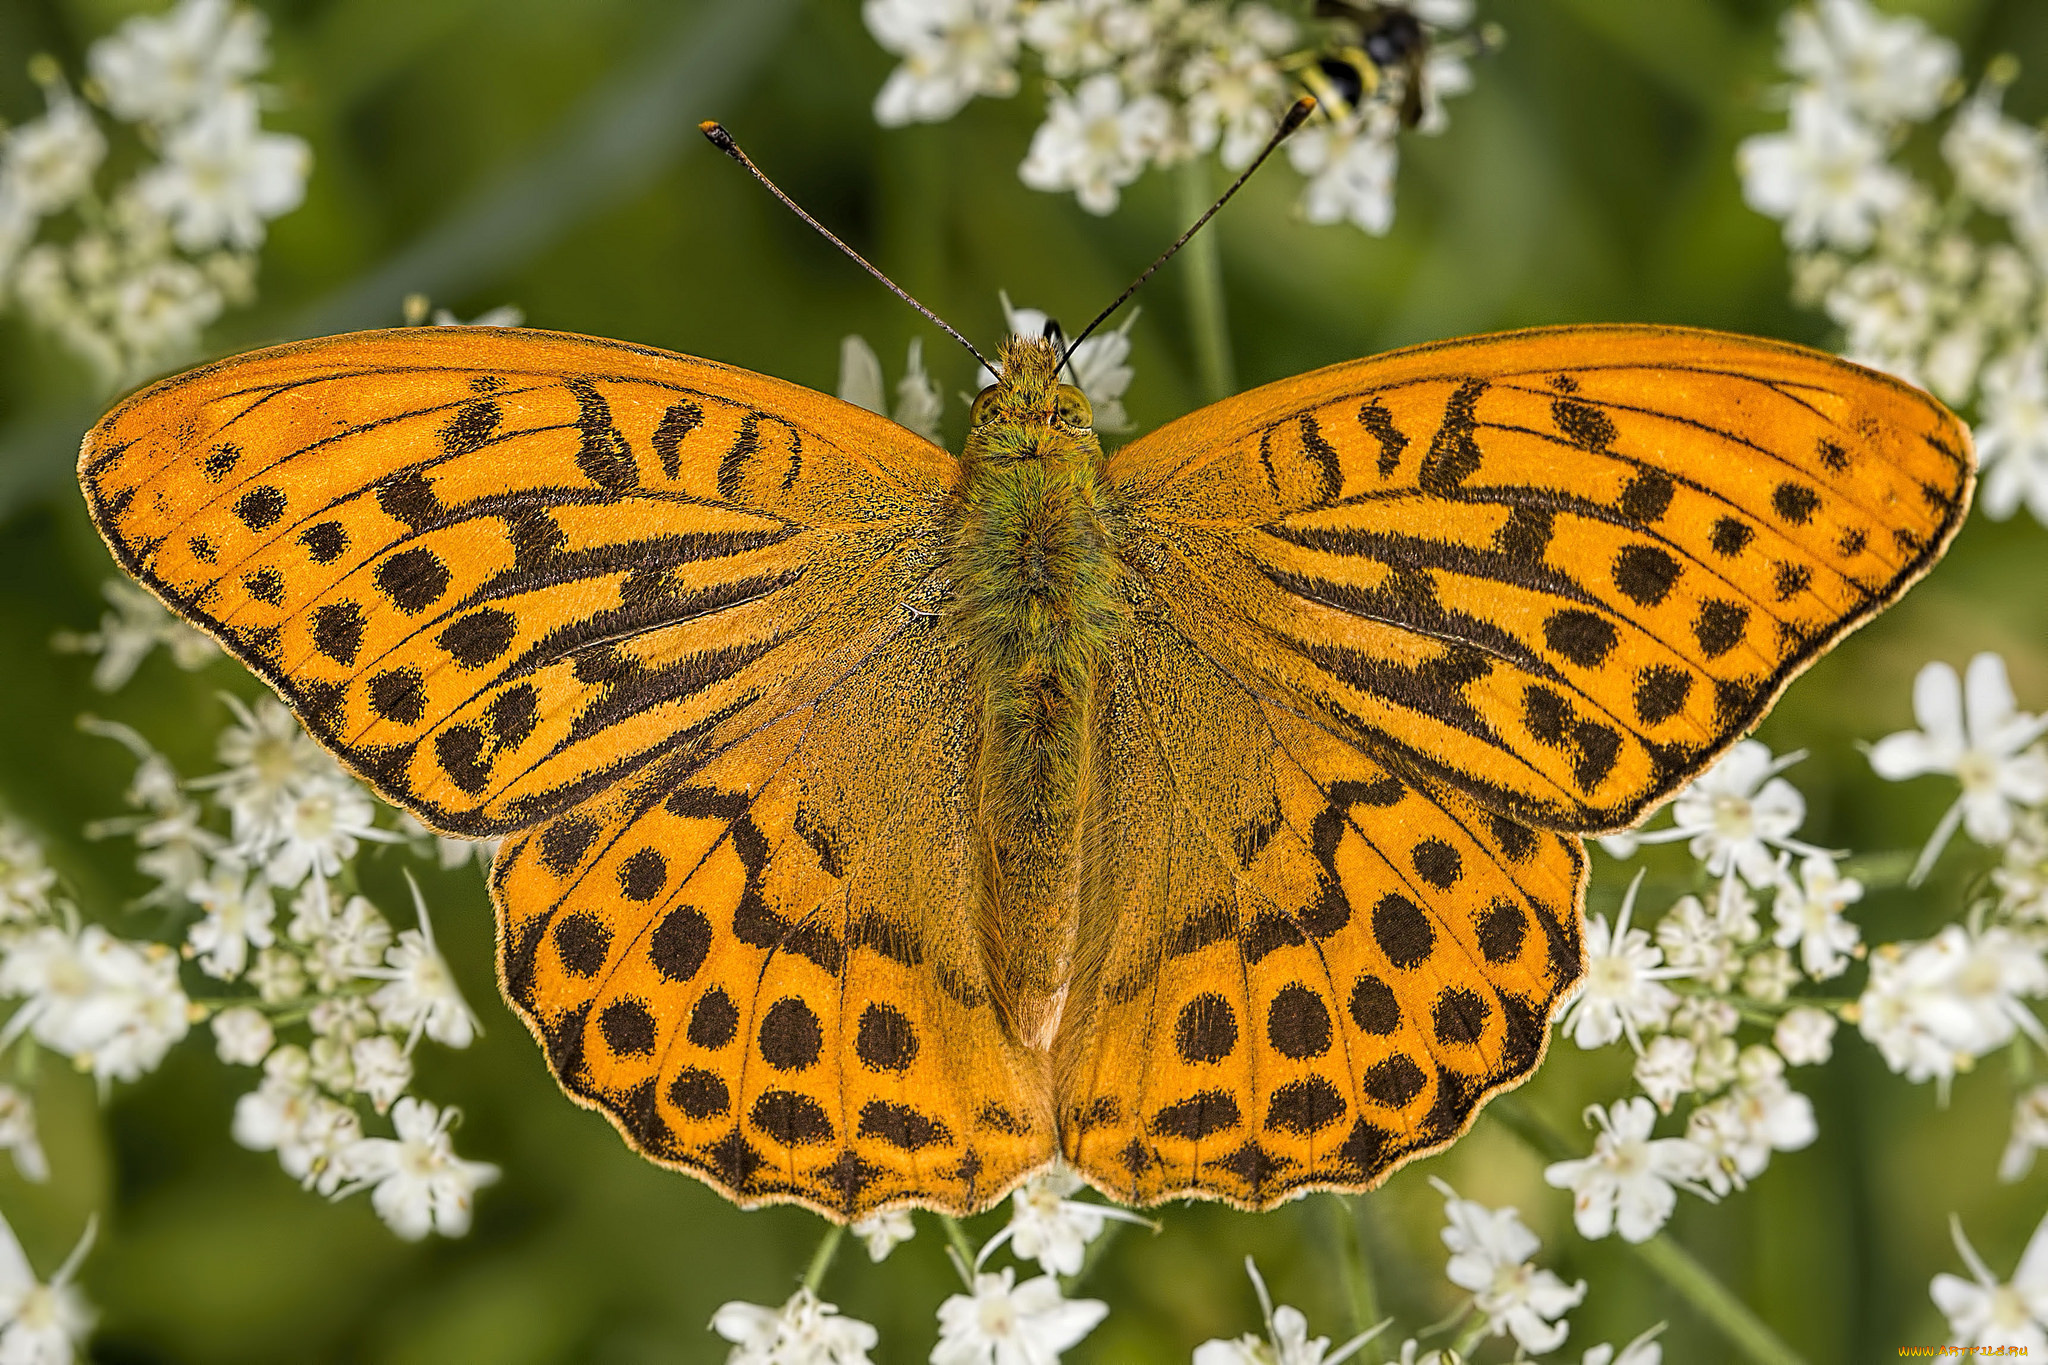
[
  {"left": 1104, "top": 325, "right": 1973, "bottom": 833},
  {"left": 79, "top": 328, "right": 956, "bottom": 836}
]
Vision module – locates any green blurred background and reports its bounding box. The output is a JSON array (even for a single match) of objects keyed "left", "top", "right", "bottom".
[{"left": 0, "top": 0, "right": 2044, "bottom": 1359}]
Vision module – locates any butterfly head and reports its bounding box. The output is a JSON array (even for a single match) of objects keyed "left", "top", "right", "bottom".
[{"left": 965, "top": 335, "right": 1096, "bottom": 467}]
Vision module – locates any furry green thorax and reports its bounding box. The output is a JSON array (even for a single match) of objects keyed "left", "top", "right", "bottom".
[{"left": 950, "top": 335, "right": 1127, "bottom": 1045}]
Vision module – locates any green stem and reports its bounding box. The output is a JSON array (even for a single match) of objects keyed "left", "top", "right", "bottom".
[
  {"left": 1489, "top": 1097, "right": 1808, "bottom": 1365},
  {"left": 1326, "top": 1195, "right": 1381, "bottom": 1336},
  {"left": 940, "top": 1215, "right": 979, "bottom": 1284},
  {"left": 1175, "top": 157, "right": 1236, "bottom": 403},
  {"left": 801, "top": 1223, "right": 844, "bottom": 1294}
]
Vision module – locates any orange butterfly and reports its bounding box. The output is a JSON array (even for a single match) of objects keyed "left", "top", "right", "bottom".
[{"left": 77, "top": 316, "right": 1969, "bottom": 1221}]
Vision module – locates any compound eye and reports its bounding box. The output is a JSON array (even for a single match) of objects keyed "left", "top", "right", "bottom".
[
  {"left": 969, "top": 386, "right": 1001, "bottom": 426},
  {"left": 1054, "top": 384, "right": 1093, "bottom": 429}
]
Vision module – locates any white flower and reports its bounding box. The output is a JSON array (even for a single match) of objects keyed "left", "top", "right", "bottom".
[
  {"left": 199, "top": 696, "right": 333, "bottom": 849},
  {"left": 977, "top": 296, "right": 1137, "bottom": 432},
  {"left": 1855, "top": 926, "right": 2048, "bottom": 1086},
  {"left": 341, "top": 1097, "right": 499, "bottom": 1240},
  {"left": 1181, "top": 30, "right": 1294, "bottom": 170},
  {"left": 1869, "top": 654, "right": 2048, "bottom": 880},
  {"left": 0, "top": 823, "right": 56, "bottom": 923},
  {"left": 136, "top": 87, "right": 309, "bottom": 252},
  {"left": 183, "top": 855, "right": 275, "bottom": 980},
  {"left": 1580, "top": 1326, "right": 1664, "bottom": 1365},
  {"left": 1975, "top": 347, "right": 2048, "bottom": 525},
  {"left": 1433, "top": 1181, "right": 1585, "bottom": 1354},
  {"left": 2000, "top": 1085, "right": 2048, "bottom": 1183},
  {"left": 0, "top": 1086, "right": 48, "bottom": 1184},
  {"left": 976, "top": 1164, "right": 1148, "bottom": 1276},
  {"left": 1770, "top": 854, "right": 1863, "bottom": 980},
  {"left": 1559, "top": 874, "right": 1685, "bottom": 1051},
  {"left": 233, "top": 1050, "right": 358, "bottom": 1193},
  {"left": 1633, "top": 1035, "right": 1698, "bottom": 1113},
  {"left": 0, "top": 1211, "right": 95, "bottom": 1365},
  {"left": 866, "top": 0, "right": 1022, "bottom": 126},
  {"left": 1287, "top": 106, "right": 1399, "bottom": 235},
  {"left": 1690, "top": 1036, "right": 1741, "bottom": 1095},
  {"left": 1823, "top": 257, "right": 1934, "bottom": 380},
  {"left": 1669, "top": 994, "right": 1740, "bottom": 1047},
  {"left": 1655, "top": 880, "right": 1760, "bottom": 993},
  {"left": 1943, "top": 88, "right": 2047, "bottom": 219},
  {"left": 1932, "top": 1213, "right": 2048, "bottom": 1352},
  {"left": 1779, "top": 0, "right": 1957, "bottom": 126},
  {"left": 87, "top": 0, "right": 270, "bottom": 127},
  {"left": 1856, "top": 934, "right": 1977, "bottom": 1083},
  {"left": 106, "top": 256, "right": 225, "bottom": 369},
  {"left": 1651, "top": 740, "right": 1819, "bottom": 887},
  {"left": 1192, "top": 1257, "right": 1379, "bottom": 1365},
  {"left": 711, "top": 1287, "right": 879, "bottom": 1365},
  {"left": 131, "top": 801, "right": 218, "bottom": 906},
  {"left": 0, "top": 924, "right": 191, "bottom": 1083},
  {"left": 245, "top": 946, "right": 304, "bottom": 1004},
  {"left": 57, "top": 580, "right": 217, "bottom": 692},
  {"left": 261, "top": 778, "right": 388, "bottom": 890},
  {"left": 2000, "top": 815, "right": 2048, "bottom": 922},
  {"left": 851, "top": 1208, "right": 916, "bottom": 1262},
  {"left": 1741, "top": 947, "right": 1801, "bottom": 1005},
  {"left": 838, "top": 335, "right": 945, "bottom": 443},
  {"left": 209, "top": 1004, "right": 274, "bottom": 1066},
  {"left": 1737, "top": 89, "right": 1911, "bottom": 250},
  {"left": 1543, "top": 1098, "right": 1710, "bottom": 1243},
  {"left": 1, "top": 84, "right": 105, "bottom": 216},
  {"left": 930, "top": 1268, "right": 1107, "bottom": 1365},
  {"left": 349, "top": 1034, "right": 413, "bottom": 1114},
  {"left": 1717, "top": 1050, "right": 1818, "bottom": 1174},
  {"left": 289, "top": 887, "right": 393, "bottom": 992},
  {"left": 1019, "top": 73, "right": 1172, "bottom": 215},
  {"left": 1021, "top": 0, "right": 1152, "bottom": 79},
  {"left": 1773, "top": 1007, "right": 1837, "bottom": 1066},
  {"left": 362, "top": 879, "right": 480, "bottom": 1049}
]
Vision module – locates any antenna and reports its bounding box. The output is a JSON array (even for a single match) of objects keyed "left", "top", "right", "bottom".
[
  {"left": 1064, "top": 96, "right": 1317, "bottom": 365},
  {"left": 699, "top": 121, "right": 994, "bottom": 375}
]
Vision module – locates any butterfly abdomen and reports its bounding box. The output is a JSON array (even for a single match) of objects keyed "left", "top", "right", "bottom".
[{"left": 952, "top": 340, "right": 1127, "bottom": 1045}]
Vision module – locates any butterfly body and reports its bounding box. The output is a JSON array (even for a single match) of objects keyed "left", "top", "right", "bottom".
[
  {"left": 79, "top": 323, "right": 1970, "bottom": 1220},
  {"left": 953, "top": 336, "right": 1124, "bottom": 1047}
]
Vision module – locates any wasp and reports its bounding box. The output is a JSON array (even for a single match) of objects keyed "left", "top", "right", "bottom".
[{"left": 1299, "top": 2, "right": 1435, "bottom": 128}]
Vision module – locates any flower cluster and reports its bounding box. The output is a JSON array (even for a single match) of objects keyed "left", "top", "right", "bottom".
[
  {"left": 1738, "top": 0, "right": 2048, "bottom": 524},
  {"left": 862, "top": 0, "right": 1486, "bottom": 233},
  {"left": 73, "top": 695, "right": 498, "bottom": 1241},
  {"left": 1582, "top": 647, "right": 2048, "bottom": 1347},
  {"left": 713, "top": 1165, "right": 1119, "bottom": 1364},
  {"left": 0, "top": 0, "right": 308, "bottom": 388},
  {"left": 1555, "top": 737, "right": 1841, "bottom": 1241},
  {"left": 1857, "top": 656, "right": 2048, "bottom": 1114}
]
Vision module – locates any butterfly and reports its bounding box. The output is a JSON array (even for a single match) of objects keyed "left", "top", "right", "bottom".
[{"left": 77, "top": 319, "right": 1970, "bottom": 1221}]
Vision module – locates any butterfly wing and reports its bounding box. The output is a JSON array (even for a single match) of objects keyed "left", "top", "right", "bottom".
[
  {"left": 1057, "top": 324, "right": 1968, "bottom": 1205},
  {"left": 493, "top": 619, "right": 1055, "bottom": 1219},
  {"left": 1057, "top": 613, "right": 1582, "bottom": 1206},
  {"left": 1100, "top": 324, "right": 1973, "bottom": 832},
  {"left": 80, "top": 327, "right": 955, "bottom": 836},
  {"left": 82, "top": 327, "right": 1055, "bottom": 1217}
]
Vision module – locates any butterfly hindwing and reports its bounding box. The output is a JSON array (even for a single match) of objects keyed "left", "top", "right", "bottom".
[
  {"left": 493, "top": 620, "right": 1056, "bottom": 1218},
  {"left": 79, "top": 327, "right": 957, "bottom": 836},
  {"left": 1055, "top": 611, "right": 1583, "bottom": 1207},
  {"left": 1104, "top": 325, "right": 1973, "bottom": 833}
]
